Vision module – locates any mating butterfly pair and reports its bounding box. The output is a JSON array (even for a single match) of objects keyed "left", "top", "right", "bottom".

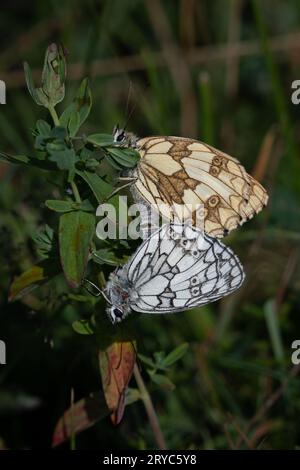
[{"left": 104, "top": 129, "right": 268, "bottom": 323}]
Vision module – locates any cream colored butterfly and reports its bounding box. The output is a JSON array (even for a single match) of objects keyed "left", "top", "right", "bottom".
[{"left": 113, "top": 126, "right": 268, "bottom": 238}]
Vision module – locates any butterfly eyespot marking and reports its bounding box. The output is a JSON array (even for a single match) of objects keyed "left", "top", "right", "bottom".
[
  {"left": 192, "top": 250, "right": 199, "bottom": 257},
  {"left": 210, "top": 165, "right": 220, "bottom": 176},
  {"left": 208, "top": 195, "right": 220, "bottom": 207},
  {"left": 166, "top": 227, "right": 173, "bottom": 237},
  {"left": 167, "top": 227, "right": 178, "bottom": 240},
  {"left": 212, "top": 156, "right": 222, "bottom": 166},
  {"left": 191, "top": 276, "right": 198, "bottom": 285},
  {"left": 191, "top": 287, "right": 200, "bottom": 296}
]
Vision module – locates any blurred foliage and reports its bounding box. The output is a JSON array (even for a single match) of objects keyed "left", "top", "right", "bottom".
[{"left": 0, "top": 0, "right": 300, "bottom": 451}]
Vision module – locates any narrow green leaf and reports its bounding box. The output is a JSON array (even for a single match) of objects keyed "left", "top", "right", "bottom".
[
  {"left": 23, "top": 62, "right": 42, "bottom": 106},
  {"left": 45, "top": 200, "right": 76, "bottom": 213},
  {"left": 138, "top": 353, "right": 156, "bottom": 369},
  {"left": 264, "top": 299, "right": 284, "bottom": 363},
  {"left": 0, "top": 152, "right": 29, "bottom": 165},
  {"left": 150, "top": 373, "right": 175, "bottom": 391},
  {"left": 9, "top": 260, "right": 59, "bottom": 301},
  {"left": 59, "top": 211, "right": 95, "bottom": 288},
  {"left": 92, "top": 249, "right": 126, "bottom": 266},
  {"left": 60, "top": 78, "right": 92, "bottom": 137},
  {"left": 70, "top": 78, "right": 92, "bottom": 137},
  {"left": 72, "top": 319, "right": 94, "bottom": 335},
  {"left": 0, "top": 151, "right": 58, "bottom": 171},
  {"left": 86, "top": 133, "right": 114, "bottom": 147},
  {"left": 105, "top": 147, "right": 140, "bottom": 169},
  {"left": 104, "top": 153, "right": 123, "bottom": 171},
  {"left": 76, "top": 170, "right": 113, "bottom": 203},
  {"left": 9, "top": 265, "right": 46, "bottom": 301},
  {"left": 125, "top": 388, "right": 141, "bottom": 406},
  {"left": 162, "top": 343, "right": 189, "bottom": 367}
]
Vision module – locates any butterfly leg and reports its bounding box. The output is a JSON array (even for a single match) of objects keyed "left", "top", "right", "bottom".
[
  {"left": 103, "top": 179, "right": 137, "bottom": 202},
  {"left": 117, "top": 176, "right": 138, "bottom": 182}
]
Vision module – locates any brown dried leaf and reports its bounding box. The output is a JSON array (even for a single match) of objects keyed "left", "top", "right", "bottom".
[
  {"left": 99, "top": 342, "right": 136, "bottom": 425},
  {"left": 52, "top": 392, "right": 109, "bottom": 447}
]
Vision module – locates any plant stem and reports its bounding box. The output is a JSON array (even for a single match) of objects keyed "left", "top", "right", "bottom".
[
  {"left": 48, "top": 104, "right": 60, "bottom": 126},
  {"left": 70, "top": 388, "right": 76, "bottom": 450},
  {"left": 70, "top": 180, "right": 82, "bottom": 204},
  {"left": 133, "top": 364, "right": 167, "bottom": 450}
]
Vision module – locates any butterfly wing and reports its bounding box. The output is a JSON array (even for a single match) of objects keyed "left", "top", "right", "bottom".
[
  {"left": 126, "top": 224, "right": 245, "bottom": 314},
  {"left": 131, "top": 136, "right": 268, "bottom": 237}
]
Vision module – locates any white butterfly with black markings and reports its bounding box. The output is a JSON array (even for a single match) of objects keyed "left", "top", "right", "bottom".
[{"left": 105, "top": 223, "right": 245, "bottom": 324}]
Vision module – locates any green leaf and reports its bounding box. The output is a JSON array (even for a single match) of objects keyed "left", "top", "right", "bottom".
[
  {"left": 42, "top": 43, "right": 66, "bottom": 107},
  {"left": 92, "top": 248, "right": 126, "bottom": 266},
  {"left": 79, "top": 199, "right": 95, "bottom": 212},
  {"left": 24, "top": 44, "right": 66, "bottom": 108},
  {"left": 76, "top": 170, "right": 113, "bottom": 203},
  {"left": 9, "top": 260, "right": 59, "bottom": 301},
  {"left": 59, "top": 211, "right": 95, "bottom": 288},
  {"left": 32, "top": 224, "right": 55, "bottom": 258},
  {"left": 162, "top": 343, "right": 189, "bottom": 367},
  {"left": 104, "top": 153, "right": 123, "bottom": 171},
  {"left": 72, "top": 319, "right": 94, "bottom": 335},
  {"left": 138, "top": 353, "right": 156, "bottom": 369},
  {"left": 0, "top": 152, "right": 29, "bottom": 165},
  {"left": 150, "top": 373, "right": 175, "bottom": 391},
  {"left": 60, "top": 78, "right": 92, "bottom": 137},
  {"left": 86, "top": 133, "right": 114, "bottom": 147},
  {"left": 105, "top": 147, "right": 140, "bottom": 171},
  {"left": 36, "top": 119, "right": 51, "bottom": 137},
  {"left": 23, "top": 62, "right": 43, "bottom": 106},
  {"left": 51, "top": 126, "right": 67, "bottom": 140},
  {"left": 48, "top": 148, "right": 78, "bottom": 170},
  {"left": 264, "top": 299, "right": 284, "bottom": 363},
  {"left": 125, "top": 388, "right": 141, "bottom": 406},
  {"left": 105, "top": 147, "right": 140, "bottom": 170},
  {"left": 84, "top": 158, "right": 100, "bottom": 171},
  {"left": 45, "top": 199, "right": 76, "bottom": 212}
]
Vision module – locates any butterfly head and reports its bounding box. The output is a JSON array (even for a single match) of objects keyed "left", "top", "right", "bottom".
[
  {"left": 105, "top": 269, "right": 131, "bottom": 324},
  {"left": 112, "top": 125, "right": 138, "bottom": 149},
  {"left": 113, "top": 124, "right": 126, "bottom": 144},
  {"left": 107, "top": 306, "right": 126, "bottom": 324}
]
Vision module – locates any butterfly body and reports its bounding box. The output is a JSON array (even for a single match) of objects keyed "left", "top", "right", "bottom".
[
  {"left": 113, "top": 129, "right": 268, "bottom": 238},
  {"left": 105, "top": 224, "right": 245, "bottom": 324}
]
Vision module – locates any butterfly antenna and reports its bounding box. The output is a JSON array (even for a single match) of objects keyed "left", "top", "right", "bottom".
[
  {"left": 82, "top": 278, "right": 112, "bottom": 305},
  {"left": 124, "top": 81, "right": 133, "bottom": 120},
  {"left": 122, "top": 81, "right": 138, "bottom": 132},
  {"left": 123, "top": 101, "right": 137, "bottom": 132}
]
